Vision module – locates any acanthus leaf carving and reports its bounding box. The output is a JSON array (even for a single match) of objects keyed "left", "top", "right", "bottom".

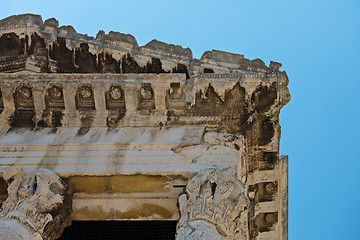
[
  {"left": 0, "top": 166, "right": 72, "bottom": 240},
  {"left": 177, "top": 168, "right": 249, "bottom": 240}
]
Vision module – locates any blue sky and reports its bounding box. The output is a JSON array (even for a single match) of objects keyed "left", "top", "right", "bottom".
[{"left": 1, "top": 0, "right": 360, "bottom": 239}]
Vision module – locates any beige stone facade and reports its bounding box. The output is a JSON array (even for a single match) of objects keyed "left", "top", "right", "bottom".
[{"left": 0, "top": 14, "right": 290, "bottom": 239}]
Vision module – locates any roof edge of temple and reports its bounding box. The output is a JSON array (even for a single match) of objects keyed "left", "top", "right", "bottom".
[{"left": 0, "top": 14, "right": 283, "bottom": 73}]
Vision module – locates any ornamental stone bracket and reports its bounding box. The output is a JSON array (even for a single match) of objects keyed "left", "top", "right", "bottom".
[
  {"left": 0, "top": 166, "right": 72, "bottom": 240},
  {"left": 176, "top": 168, "right": 249, "bottom": 240}
]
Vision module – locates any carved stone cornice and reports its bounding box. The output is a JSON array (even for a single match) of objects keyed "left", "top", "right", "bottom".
[
  {"left": 177, "top": 168, "right": 249, "bottom": 240},
  {"left": 0, "top": 14, "right": 283, "bottom": 75},
  {"left": 0, "top": 166, "right": 72, "bottom": 240}
]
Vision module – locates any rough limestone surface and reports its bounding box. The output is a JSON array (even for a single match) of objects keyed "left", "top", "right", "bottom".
[
  {"left": 176, "top": 168, "right": 248, "bottom": 240},
  {"left": 0, "top": 166, "right": 71, "bottom": 240},
  {"left": 0, "top": 218, "right": 42, "bottom": 240},
  {"left": 176, "top": 220, "right": 227, "bottom": 240},
  {"left": 0, "top": 13, "right": 290, "bottom": 240}
]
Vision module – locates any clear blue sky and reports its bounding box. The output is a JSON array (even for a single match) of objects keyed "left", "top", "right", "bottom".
[{"left": 1, "top": 0, "right": 360, "bottom": 239}]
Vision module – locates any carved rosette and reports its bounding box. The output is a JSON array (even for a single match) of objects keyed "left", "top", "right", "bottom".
[
  {"left": 177, "top": 168, "right": 248, "bottom": 240},
  {"left": 0, "top": 166, "right": 72, "bottom": 240}
]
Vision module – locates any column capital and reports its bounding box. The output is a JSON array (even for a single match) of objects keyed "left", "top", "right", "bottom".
[
  {"left": 0, "top": 166, "right": 72, "bottom": 240},
  {"left": 177, "top": 168, "right": 249, "bottom": 240}
]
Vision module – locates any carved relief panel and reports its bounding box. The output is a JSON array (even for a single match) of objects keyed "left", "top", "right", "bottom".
[
  {"left": 166, "top": 82, "right": 186, "bottom": 110},
  {"left": 75, "top": 85, "right": 96, "bottom": 129},
  {"left": 106, "top": 85, "right": 126, "bottom": 127},
  {"left": 75, "top": 85, "right": 95, "bottom": 110},
  {"left": 11, "top": 85, "right": 35, "bottom": 127},
  {"left": 43, "top": 85, "right": 65, "bottom": 128},
  {"left": 137, "top": 83, "right": 155, "bottom": 111},
  {"left": 45, "top": 85, "right": 65, "bottom": 109},
  {"left": 177, "top": 168, "right": 249, "bottom": 240}
]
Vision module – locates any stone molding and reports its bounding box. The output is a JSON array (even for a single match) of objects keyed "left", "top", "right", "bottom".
[
  {"left": 0, "top": 14, "right": 282, "bottom": 75},
  {"left": 0, "top": 166, "right": 72, "bottom": 240},
  {"left": 177, "top": 168, "right": 248, "bottom": 240}
]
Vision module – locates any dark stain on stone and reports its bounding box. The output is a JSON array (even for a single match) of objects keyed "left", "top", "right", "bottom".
[
  {"left": 9, "top": 110, "right": 35, "bottom": 128},
  {"left": 254, "top": 212, "right": 278, "bottom": 234},
  {"left": 98, "top": 52, "right": 120, "bottom": 73},
  {"left": 224, "top": 82, "right": 246, "bottom": 111},
  {"left": 172, "top": 63, "right": 189, "bottom": 79},
  {"left": 49, "top": 128, "right": 58, "bottom": 134},
  {"left": 263, "top": 152, "right": 278, "bottom": 166},
  {"left": 75, "top": 43, "right": 97, "bottom": 73},
  {"left": 80, "top": 114, "right": 94, "bottom": 126},
  {"left": 193, "top": 84, "right": 224, "bottom": 111},
  {"left": 166, "top": 110, "right": 174, "bottom": 121},
  {"left": 43, "top": 110, "right": 64, "bottom": 128},
  {"left": 106, "top": 110, "right": 126, "bottom": 127},
  {"left": 258, "top": 116, "right": 274, "bottom": 146},
  {"left": 251, "top": 82, "right": 277, "bottom": 113},
  {"left": 122, "top": 54, "right": 173, "bottom": 75},
  {"left": 146, "top": 57, "right": 167, "bottom": 74},
  {"left": 49, "top": 37, "right": 76, "bottom": 73},
  {"left": 251, "top": 151, "right": 279, "bottom": 171},
  {"left": 77, "top": 126, "right": 90, "bottom": 136},
  {"left": 0, "top": 90, "right": 3, "bottom": 114},
  {"left": 0, "top": 32, "right": 25, "bottom": 57},
  {"left": 0, "top": 177, "right": 7, "bottom": 195},
  {"left": 203, "top": 68, "right": 214, "bottom": 73},
  {"left": 27, "top": 32, "right": 47, "bottom": 57},
  {"left": 76, "top": 112, "right": 94, "bottom": 135},
  {"left": 121, "top": 53, "right": 144, "bottom": 73}
]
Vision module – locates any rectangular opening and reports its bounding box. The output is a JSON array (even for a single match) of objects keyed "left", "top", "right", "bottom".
[{"left": 59, "top": 220, "right": 177, "bottom": 240}]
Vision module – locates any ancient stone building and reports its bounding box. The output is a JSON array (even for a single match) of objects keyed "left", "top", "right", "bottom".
[{"left": 0, "top": 14, "right": 290, "bottom": 240}]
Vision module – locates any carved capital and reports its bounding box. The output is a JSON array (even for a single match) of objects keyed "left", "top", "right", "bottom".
[
  {"left": 177, "top": 168, "right": 248, "bottom": 240},
  {"left": 0, "top": 166, "right": 72, "bottom": 240}
]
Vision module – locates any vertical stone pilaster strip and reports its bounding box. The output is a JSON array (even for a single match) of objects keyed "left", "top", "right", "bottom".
[
  {"left": 32, "top": 83, "right": 45, "bottom": 127},
  {"left": 62, "top": 83, "right": 79, "bottom": 126},
  {"left": 153, "top": 86, "right": 167, "bottom": 111},
  {"left": 152, "top": 85, "right": 167, "bottom": 125},
  {"left": 0, "top": 85, "right": 15, "bottom": 127},
  {"left": 278, "top": 155, "right": 288, "bottom": 240},
  {"left": 0, "top": 166, "right": 72, "bottom": 240},
  {"left": 93, "top": 82, "right": 107, "bottom": 126},
  {"left": 124, "top": 83, "right": 137, "bottom": 118}
]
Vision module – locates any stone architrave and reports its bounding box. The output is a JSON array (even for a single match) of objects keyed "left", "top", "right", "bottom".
[
  {"left": 176, "top": 168, "right": 249, "bottom": 240},
  {"left": 0, "top": 166, "right": 72, "bottom": 240}
]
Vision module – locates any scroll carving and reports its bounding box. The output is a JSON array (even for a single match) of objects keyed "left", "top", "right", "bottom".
[
  {"left": 177, "top": 168, "right": 248, "bottom": 240},
  {"left": 0, "top": 166, "right": 72, "bottom": 240}
]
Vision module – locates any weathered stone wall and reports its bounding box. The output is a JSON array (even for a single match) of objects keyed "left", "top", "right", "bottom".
[{"left": 0, "top": 14, "right": 290, "bottom": 240}]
